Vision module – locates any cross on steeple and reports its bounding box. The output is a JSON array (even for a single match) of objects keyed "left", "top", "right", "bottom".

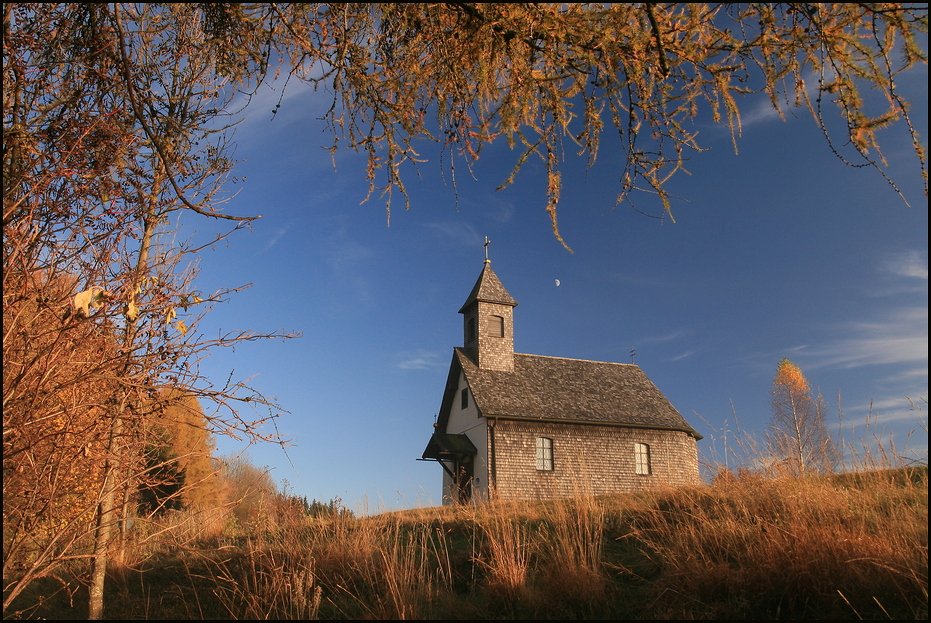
[{"left": 483, "top": 236, "right": 491, "bottom": 263}]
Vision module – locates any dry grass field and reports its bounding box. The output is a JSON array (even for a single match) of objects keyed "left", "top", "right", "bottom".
[{"left": 5, "top": 463, "right": 926, "bottom": 620}]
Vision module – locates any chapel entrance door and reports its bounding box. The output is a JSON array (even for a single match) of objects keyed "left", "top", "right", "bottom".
[{"left": 454, "top": 456, "right": 474, "bottom": 504}]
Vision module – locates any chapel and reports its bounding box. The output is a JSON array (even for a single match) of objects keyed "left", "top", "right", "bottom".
[{"left": 422, "top": 258, "right": 702, "bottom": 503}]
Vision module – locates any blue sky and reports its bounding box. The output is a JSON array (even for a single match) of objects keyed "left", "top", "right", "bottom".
[{"left": 182, "top": 62, "right": 927, "bottom": 513}]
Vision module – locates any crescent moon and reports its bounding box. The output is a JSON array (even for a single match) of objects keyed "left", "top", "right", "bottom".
[{"left": 555, "top": 279, "right": 560, "bottom": 287}]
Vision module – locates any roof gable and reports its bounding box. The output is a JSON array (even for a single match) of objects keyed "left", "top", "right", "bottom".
[{"left": 455, "top": 348, "right": 700, "bottom": 437}]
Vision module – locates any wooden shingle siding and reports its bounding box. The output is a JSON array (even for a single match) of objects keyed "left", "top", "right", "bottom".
[
  {"left": 489, "top": 420, "right": 699, "bottom": 500},
  {"left": 473, "top": 302, "right": 514, "bottom": 371}
]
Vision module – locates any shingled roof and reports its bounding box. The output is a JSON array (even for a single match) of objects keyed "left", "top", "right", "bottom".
[
  {"left": 458, "top": 262, "right": 518, "bottom": 313},
  {"left": 454, "top": 348, "right": 701, "bottom": 438}
]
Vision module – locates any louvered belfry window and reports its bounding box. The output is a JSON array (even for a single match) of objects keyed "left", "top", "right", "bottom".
[{"left": 535, "top": 437, "right": 554, "bottom": 471}]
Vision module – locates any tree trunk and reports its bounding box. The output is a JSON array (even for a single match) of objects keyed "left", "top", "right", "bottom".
[
  {"left": 88, "top": 214, "right": 155, "bottom": 619},
  {"left": 88, "top": 416, "right": 123, "bottom": 620}
]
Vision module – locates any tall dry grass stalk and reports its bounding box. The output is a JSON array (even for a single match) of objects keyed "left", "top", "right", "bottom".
[
  {"left": 475, "top": 504, "right": 533, "bottom": 602},
  {"left": 109, "top": 505, "right": 228, "bottom": 576},
  {"left": 469, "top": 492, "right": 610, "bottom": 610},
  {"left": 538, "top": 496, "right": 606, "bottom": 601},
  {"left": 839, "top": 400, "right": 928, "bottom": 474},
  {"left": 634, "top": 471, "right": 928, "bottom": 618},
  {"left": 213, "top": 546, "right": 321, "bottom": 620},
  {"left": 211, "top": 510, "right": 456, "bottom": 620},
  {"left": 373, "top": 521, "right": 445, "bottom": 619}
]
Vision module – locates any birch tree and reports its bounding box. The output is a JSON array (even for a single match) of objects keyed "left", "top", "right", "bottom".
[{"left": 769, "top": 358, "right": 836, "bottom": 476}]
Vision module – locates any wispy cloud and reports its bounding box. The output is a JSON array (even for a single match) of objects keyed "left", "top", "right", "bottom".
[
  {"left": 836, "top": 393, "right": 928, "bottom": 466},
  {"left": 883, "top": 249, "right": 928, "bottom": 280},
  {"left": 844, "top": 395, "right": 928, "bottom": 423},
  {"left": 327, "top": 225, "right": 372, "bottom": 276},
  {"left": 422, "top": 221, "right": 482, "bottom": 247},
  {"left": 735, "top": 70, "right": 825, "bottom": 131},
  {"left": 265, "top": 225, "right": 290, "bottom": 250},
  {"left": 640, "top": 330, "right": 686, "bottom": 344},
  {"left": 671, "top": 350, "right": 697, "bottom": 362},
  {"left": 738, "top": 95, "right": 786, "bottom": 129},
  {"left": 480, "top": 196, "right": 516, "bottom": 223},
  {"left": 807, "top": 307, "right": 928, "bottom": 369},
  {"left": 396, "top": 349, "right": 446, "bottom": 370},
  {"left": 800, "top": 250, "right": 927, "bottom": 370},
  {"left": 226, "top": 70, "right": 333, "bottom": 147}
]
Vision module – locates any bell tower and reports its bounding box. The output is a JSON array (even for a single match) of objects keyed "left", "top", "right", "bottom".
[{"left": 458, "top": 245, "right": 518, "bottom": 372}]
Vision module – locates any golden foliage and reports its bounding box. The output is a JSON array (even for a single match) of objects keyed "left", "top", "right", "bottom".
[
  {"left": 9, "top": 5, "right": 923, "bottom": 250},
  {"left": 149, "top": 389, "right": 223, "bottom": 511},
  {"left": 2, "top": 271, "right": 120, "bottom": 573},
  {"left": 773, "top": 357, "right": 811, "bottom": 397},
  {"left": 256, "top": 3, "right": 928, "bottom": 241},
  {"left": 4, "top": 5, "right": 294, "bottom": 615}
]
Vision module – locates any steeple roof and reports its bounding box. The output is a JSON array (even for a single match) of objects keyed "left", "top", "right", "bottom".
[{"left": 458, "top": 262, "right": 518, "bottom": 313}]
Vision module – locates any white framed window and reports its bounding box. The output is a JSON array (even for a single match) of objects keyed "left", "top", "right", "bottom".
[
  {"left": 460, "top": 387, "right": 469, "bottom": 410},
  {"left": 535, "top": 437, "right": 554, "bottom": 471},
  {"left": 635, "top": 442, "right": 651, "bottom": 475}
]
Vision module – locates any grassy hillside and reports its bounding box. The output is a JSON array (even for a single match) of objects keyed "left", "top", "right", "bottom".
[{"left": 5, "top": 466, "right": 926, "bottom": 620}]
